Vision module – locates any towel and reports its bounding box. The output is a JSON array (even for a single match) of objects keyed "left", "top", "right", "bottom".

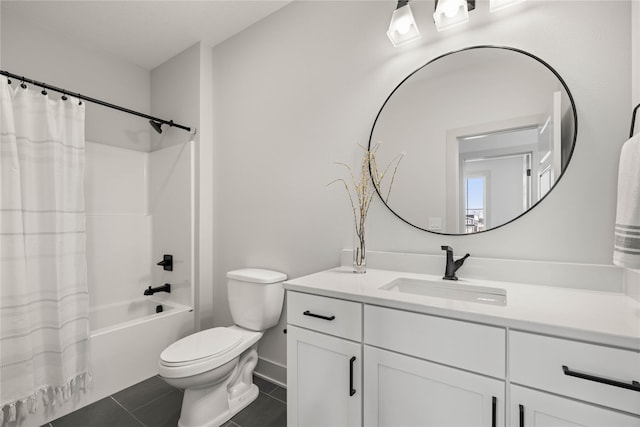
[{"left": 613, "top": 133, "right": 640, "bottom": 268}]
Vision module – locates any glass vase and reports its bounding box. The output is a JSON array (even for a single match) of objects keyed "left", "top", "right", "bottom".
[{"left": 353, "top": 231, "right": 366, "bottom": 274}]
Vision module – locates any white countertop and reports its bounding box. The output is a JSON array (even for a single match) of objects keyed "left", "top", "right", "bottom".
[{"left": 284, "top": 267, "right": 640, "bottom": 350}]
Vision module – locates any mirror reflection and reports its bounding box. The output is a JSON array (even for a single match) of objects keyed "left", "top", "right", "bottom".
[{"left": 370, "top": 46, "right": 576, "bottom": 235}]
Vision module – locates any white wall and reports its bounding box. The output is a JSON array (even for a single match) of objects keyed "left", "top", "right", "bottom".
[
  {"left": 0, "top": 8, "right": 152, "bottom": 151},
  {"left": 211, "top": 0, "right": 632, "bottom": 383}
]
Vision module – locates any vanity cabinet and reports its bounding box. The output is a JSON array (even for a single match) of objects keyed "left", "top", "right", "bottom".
[
  {"left": 510, "top": 331, "right": 640, "bottom": 426},
  {"left": 363, "top": 305, "right": 506, "bottom": 427},
  {"left": 286, "top": 288, "right": 640, "bottom": 427},
  {"left": 511, "top": 385, "right": 640, "bottom": 427},
  {"left": 364, "top": 345, "right": 504, "bottom": 426},
  {"left": 286, "top": 292, "right": 362, "bottom": 427}
]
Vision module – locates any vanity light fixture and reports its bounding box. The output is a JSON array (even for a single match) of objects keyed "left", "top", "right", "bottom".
[
  {"left": 490, "top": 0, "right": 524, "bottom": 12},
  {"left": 433, "top": 0, "right": 475, "bottom": 32},
  {"left": 387, "top": 0, "right": 421, "bottom": 47}
]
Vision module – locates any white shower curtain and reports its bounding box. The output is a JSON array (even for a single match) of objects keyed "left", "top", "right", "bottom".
[{"left": 0, "top": 77, "right": 91, "bottom": 424}]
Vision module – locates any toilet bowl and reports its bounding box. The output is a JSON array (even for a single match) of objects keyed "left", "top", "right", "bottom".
[{"left": 158, "top": 268, "right": 286, "bottom": 427}]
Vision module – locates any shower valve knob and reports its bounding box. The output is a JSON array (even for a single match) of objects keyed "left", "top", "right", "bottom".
[{"left": 157, "top": 254, "right": 173, "bottom": 271}]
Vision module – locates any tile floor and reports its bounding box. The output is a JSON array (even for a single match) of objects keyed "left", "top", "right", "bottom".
[{"left": 42, "top": 376, "right": 286, "bottom": 427}]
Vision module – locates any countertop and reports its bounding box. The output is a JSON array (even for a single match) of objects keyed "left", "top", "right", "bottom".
[{"left": 283, "top": 267, "right": 640, "bottom": 350}]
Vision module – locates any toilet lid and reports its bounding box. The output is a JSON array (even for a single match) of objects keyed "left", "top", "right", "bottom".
[{"left": 160, "top": 327, "right": 243, "bottom": 365}]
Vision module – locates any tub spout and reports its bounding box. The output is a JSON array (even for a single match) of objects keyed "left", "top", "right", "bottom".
[{"left": 144, "top": 283, "right": 171, "bottom": 295}]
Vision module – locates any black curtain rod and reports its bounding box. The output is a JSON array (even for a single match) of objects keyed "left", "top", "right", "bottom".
[{"left": 1, "top": 70, "right": 192, "bottom": 133}]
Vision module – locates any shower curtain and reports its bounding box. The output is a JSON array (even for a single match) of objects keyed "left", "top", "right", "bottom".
[{"left": 0, "top": 77, "right": 91, "bottom": 424}]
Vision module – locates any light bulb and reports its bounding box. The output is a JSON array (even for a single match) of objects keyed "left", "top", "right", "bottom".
[
  {"left": 394, "top": 17, "right": 412, "bottom": 35},
  {"left": 443, "top": 2, "right": 460, "bottom": 17},
  {"left": 387, "top": 3, "right": 421, "bottom": 47}
]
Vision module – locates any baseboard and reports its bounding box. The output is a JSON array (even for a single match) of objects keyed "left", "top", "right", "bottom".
[{"left": 255, "top": 356, "right": 287, "bottom": 388}]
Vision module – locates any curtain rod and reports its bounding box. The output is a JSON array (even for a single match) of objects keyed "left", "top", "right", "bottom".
[{"left": 1, "top": 70, "right": 193, "bottom": 133}]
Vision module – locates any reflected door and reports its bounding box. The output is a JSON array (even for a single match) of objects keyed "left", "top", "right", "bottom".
[{"left": 461, "top": 152, "right": 531, "bottom": 233}]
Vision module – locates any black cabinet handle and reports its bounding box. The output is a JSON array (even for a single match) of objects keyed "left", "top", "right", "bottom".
[
  {"left": 562, "top": 365, "right": 640, "bottom": 392},
  {"left": 491, "top": 396, "right": 497, "bottom": 427},
  {"left": 303, "top": 310, "right": 335, "bottom": 321},
  {"left": 349, "top": 356, "right": 356, "bottom": 396},
  {"left": 519, "top": 404, "right": 524, "bottom": 427}
]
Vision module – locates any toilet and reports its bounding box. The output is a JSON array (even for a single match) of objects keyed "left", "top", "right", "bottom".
[{"left": 158, "top": 268, "right": 286, "bottom": 427}]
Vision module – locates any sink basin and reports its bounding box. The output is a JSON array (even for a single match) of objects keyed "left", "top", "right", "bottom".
[{"left": 379, "top": 277, "right": 507, "bottom": 306}]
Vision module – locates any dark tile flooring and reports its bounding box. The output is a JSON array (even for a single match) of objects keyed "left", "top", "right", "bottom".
[{"left": 42, "top": 376, "right": 286, "bottom": 427}]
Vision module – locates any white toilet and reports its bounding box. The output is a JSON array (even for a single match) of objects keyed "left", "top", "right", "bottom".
[{"left": 158, "top": 268, "right": 286, "bottom": 427}]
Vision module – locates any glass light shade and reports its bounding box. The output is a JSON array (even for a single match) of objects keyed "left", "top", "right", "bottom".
[
  {"left": 490, "top": 0, "right": 524, "bottom": 12},
  {"left": 433, "top": 0, "right": 469, "bottom": 31},
  {"left": 387, "top": 4, "right": 421, "bottom": 47}
]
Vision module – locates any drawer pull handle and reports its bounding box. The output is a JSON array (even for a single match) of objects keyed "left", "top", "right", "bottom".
[
  {"left": 303, "top": 310, "right": 335, "bottom": 321},
  {"left": 491, "top": 396, "right": 497, "bottom": 427},
  {"left": 519, "top": 404, "right": 524, "bottom": 427},
  {"left": 562, "top": 365, "right": 640, "bottom": 392},
  {"left": 349, "top": 356, "right": 356, "bottom": 396}
]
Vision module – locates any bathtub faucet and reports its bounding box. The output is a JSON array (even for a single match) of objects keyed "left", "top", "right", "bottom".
[{"left": 144, "top": 283, "right": 171, "bottom": 295}]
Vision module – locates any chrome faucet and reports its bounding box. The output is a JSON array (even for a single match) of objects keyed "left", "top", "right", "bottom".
[{"left": 441, "top": 246, "right": 470, "bottom": 281}]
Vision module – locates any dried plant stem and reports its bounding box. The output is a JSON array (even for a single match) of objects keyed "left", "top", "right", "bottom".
[{"left": 329, "top": 142, "right": 403, "bottom": 273}]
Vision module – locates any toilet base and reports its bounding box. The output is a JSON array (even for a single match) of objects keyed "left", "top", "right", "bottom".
[
  {"left": 177, "top": 384, "right": 259, "bottom": 427},
  {"left": 175, "top": 345, "right": 261, "bottom": 427}
]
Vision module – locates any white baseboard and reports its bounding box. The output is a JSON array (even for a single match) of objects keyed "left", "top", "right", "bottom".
[{"left": 255, "top": 356, "right": 287, "bottom": 388}]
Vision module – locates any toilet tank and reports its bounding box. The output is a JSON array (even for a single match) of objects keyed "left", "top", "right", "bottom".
[{"left": 227, "top": 268, "right": 287, "bottom": 331}]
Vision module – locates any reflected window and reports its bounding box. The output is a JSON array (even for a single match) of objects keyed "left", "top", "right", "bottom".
[{"left": 465, "top": 175, "right": 486, "bottom": 233}]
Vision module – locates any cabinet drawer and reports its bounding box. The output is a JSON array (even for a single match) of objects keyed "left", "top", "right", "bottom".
[
  {"left": 511, "top": 385, "right": 640, "bottom": 427},
  {"left": 510, "top": 331, "right": 640, "bottom": 415},
  {"left": 364, "top": 305, "right": 506, "bottom": 378},
  {"left": 287, "top": 291, "right": 362, "bottom": 341}
]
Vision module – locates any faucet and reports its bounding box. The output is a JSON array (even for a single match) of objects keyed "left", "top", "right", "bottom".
[
  {"left": 144, "top": 283, "right": 171, "bottom": 295},
  {"left": 441, "top": 246, "right": 470, "bottom": 281}
]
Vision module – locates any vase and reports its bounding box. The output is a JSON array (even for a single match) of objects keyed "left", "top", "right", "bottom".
[{"left": 353, "top": 231, "right": 366, "bottom": 274}]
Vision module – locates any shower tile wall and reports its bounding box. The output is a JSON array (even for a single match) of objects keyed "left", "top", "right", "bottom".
[{"left": 85, "top": 142, "right": 152, "bottom": 308}]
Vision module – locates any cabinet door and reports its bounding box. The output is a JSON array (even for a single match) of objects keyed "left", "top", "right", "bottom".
[
  {"left": 364, "top": 345, "right": 505, "bottom": 427},
  {"left": 287, "top": 325, "right": 361, "bottom": 427},
  {"left": 511, "top": 385, "right": 640, "bottom": 427}
]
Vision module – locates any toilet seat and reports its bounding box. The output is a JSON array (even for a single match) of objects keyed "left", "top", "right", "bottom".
[
  {"left": 158, "top": 326, "right": 263, "bottom": 379},
  {"left": 160, "top": 327, "right": 243, "bottom": 367}
]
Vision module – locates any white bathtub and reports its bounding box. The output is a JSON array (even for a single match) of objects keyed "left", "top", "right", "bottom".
[
  {"left": 36, "top": 298, "right": 194, "bottom": 426},
  {"left": 90, "top": 298, "right": 186, "bottom": 335}
]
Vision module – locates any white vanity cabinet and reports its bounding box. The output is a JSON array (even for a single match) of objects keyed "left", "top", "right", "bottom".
[
  {"left": 286, "top": 292, "right": 362, "bottom": 427},
  {"left": 511, "top": 385, "right": 640, "bottom": 427},
  {"left": 285, "top": 283, "right": 640, "bottom": 427},
  {"left": 509, "top": 331, "right": 640, "bottom": 426},
  {"left": 363, "top": 305, "right": 506, "bottom": 427}
]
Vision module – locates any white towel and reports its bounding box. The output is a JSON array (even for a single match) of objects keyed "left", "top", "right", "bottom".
[{"left": 613, "top": 133, "right": 640, "bottom": 268}]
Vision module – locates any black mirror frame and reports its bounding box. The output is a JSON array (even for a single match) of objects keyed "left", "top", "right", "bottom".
[{"left": 368, "top": 45, "right": 578, "bottom": 236}]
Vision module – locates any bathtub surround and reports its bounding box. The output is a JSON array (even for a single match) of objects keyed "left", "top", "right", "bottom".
[
  {"left": 0, "top": 79, "right": 90, "bottom": 424},
  {"left": 0, "top": 139, "right": 195, "bottom": 426}
]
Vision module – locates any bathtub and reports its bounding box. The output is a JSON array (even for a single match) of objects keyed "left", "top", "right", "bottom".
[
  {"left": 90, "top": 298, "right": 188, "bottom": 335},
  {"left": 36, "top": 298, "right": 194, "bottom": 426}
]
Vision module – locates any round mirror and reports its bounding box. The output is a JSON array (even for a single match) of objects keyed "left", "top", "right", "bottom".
[{"left": 370, "top": 46, "right": 577, "bottom": 235}]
